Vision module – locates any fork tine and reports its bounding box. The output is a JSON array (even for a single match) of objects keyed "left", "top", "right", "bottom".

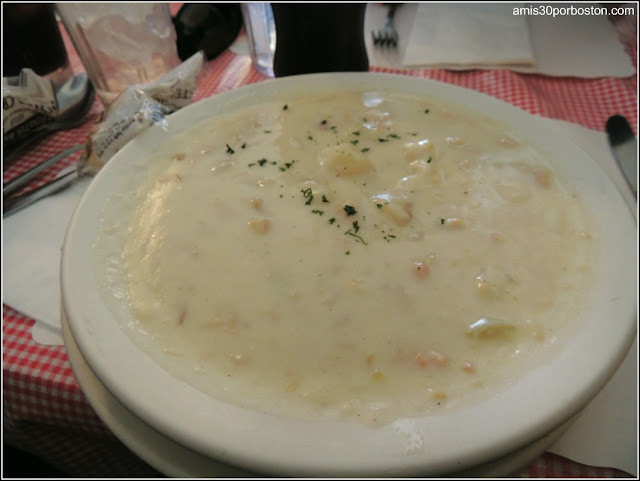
[{"left": 371, "top": 3, "right": 400, "bottom": 48}]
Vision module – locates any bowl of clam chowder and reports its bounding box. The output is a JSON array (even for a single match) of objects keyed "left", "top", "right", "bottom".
[{"left": 61, "top": 73, "right": 637, "bottom": 477}]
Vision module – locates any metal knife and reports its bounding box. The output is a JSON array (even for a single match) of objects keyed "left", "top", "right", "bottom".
[
  {"left": 3, "top": 165, "right": 78, "bottom": 218},
  {"left": 606, "top": 115, "right": 637, "bottom": 199}
]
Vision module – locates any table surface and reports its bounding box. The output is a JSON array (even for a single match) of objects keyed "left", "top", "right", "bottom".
[{"left": 2, "top": 5, "right": 637, "bottom": 478}]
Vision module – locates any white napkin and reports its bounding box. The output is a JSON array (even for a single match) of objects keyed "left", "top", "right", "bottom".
[
  {"left": 1, "top": 118, "right": 636, "bottom": 475},
  {"left": 549, "top": 337, "right": 637, "bottom": 476},
  {"left": 2, "top": 175, "right": 91, "bottom": 343},
  {"left": 402, "top": 3, "right": 535, "bottom": 68},
  {"left": 365, "top": 3, "right": 636, "bottom": 78}
]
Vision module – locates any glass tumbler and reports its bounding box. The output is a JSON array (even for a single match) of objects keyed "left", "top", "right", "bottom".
[
  {"left": 240, "top": 3, "right": 276, "bottom": 77},
  {"left": 56, "top": 3, "right": 181, "bottom": 107}
]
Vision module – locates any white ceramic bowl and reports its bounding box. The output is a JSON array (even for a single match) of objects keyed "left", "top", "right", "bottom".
[{"left": 61, "top": 73, "right": 637, "bottom": 477}]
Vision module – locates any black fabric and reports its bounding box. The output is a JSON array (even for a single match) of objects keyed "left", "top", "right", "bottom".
[{"left": 173, "top": 4, "right": 243, "bottom": 61}]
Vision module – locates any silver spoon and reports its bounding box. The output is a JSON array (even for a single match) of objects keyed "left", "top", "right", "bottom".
[{"left": 3, "top": 73, "right": 95, "bottom": 197}]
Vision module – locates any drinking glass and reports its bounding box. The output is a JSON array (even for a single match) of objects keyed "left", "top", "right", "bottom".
[{"left": 56, "top": 3, "right": 181, "bottom": 106}]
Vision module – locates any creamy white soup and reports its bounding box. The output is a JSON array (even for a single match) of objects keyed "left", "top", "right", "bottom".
[{"left": 95, "top": 90, "right": 597, "bottom": 425}]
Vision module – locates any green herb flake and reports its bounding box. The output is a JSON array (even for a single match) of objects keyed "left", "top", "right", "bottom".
[
  {"left": 427, "top": 156, "right": 432, "bottom": 163},
  {"left": 321, "top": 119, "right": 327, "bottom": 125},
  {"left": 388, "top": 133, "right": 400, "bottom": 139},
  {"left": 258, "top": 158, "right": 268, "bottom": 166},
  {"left": 376, "top": 203, "right": 383, "bottom": 209},
  {"left": 301, "top": 188, "right": 314, "bottom": 205},
  {"left": 283, "top": 104, "right": 288, "bottom": 111},
  {"left": 343, "top": 205, "right": 357, "bottom": 216},
  {"left": 378, "top": 138, "right": 388, "bottom": 143},
  {"left": 226, "top": 144, "right": 235, "bottom": 154},
  {"left": 352, "top": 131, "right": 361, "bottom": 136},
  {"left": 312, "top": 210, "right": 324, "bottom": 216},
  {"left": 241, "top": 142, "right": 246, "bottom": 149},
  {"left": 361, "top": 147, "right": 370, "bottom": 153},
  {"left": 345, "top": 229, "right": 367, "bottom": 245},
  {"left": 350, "top": 139, "right": 359, "bottom": 145},
  {"left": 425, "top": 109, "right": 430, "bottom": 114},
  {"left": 352, "top": 221, "right": 360, "bottom": 233},
  {"left": 440, "top": 218, "right": 445, "bottom": 225},
  {"left": 322, "top": 195, "right": 329, "bottom": 203},
  {"left": 329, "top": 218, "right": 336, "bottom": 224},
  {"left": 345, "top": 251, "right": 351, "bottom": 255}
]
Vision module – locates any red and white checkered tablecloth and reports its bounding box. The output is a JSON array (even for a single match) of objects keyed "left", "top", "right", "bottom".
[{"left": 2, "top": 7, "right": 637, "bottom": 478}]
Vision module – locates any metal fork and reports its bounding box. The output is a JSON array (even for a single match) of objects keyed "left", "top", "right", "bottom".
[{"left": 371, "top": 3, "right": 400, "bottom": 47}]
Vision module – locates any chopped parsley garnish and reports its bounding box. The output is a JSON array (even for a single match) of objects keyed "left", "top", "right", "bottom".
[
  {"left": 427, "top": 156, "right": 432, "bottom": 163},
  {"left": 425, "top": 109, "right": 430, "bottom": 114},
  {"left": 352, "top": 220, "right": 360, "bottom": 233},
  {"left": 378, "top": 138, "right": 388, "bottom": 143},
  {"left": 345, "top": 229, "right": 367, "bottom": 245},
  {"left": 301, "top": 188, "right": 313, "bottom": 205},
  {"left": 241, "top": 142, "right": 246, "bottom": 149},
  {"left": 352, "top": 131, "right": 361, "bottom": 136},
  {"left": 226, "top": 144, "right": 235, "bottom": 154},
  {"left": 283, "top": 104, "right": 288, "bottom": 110},
  {"left": 329, "top": 218, "right": 336, "bottom": 224},
  {"left": 322, "top": 195, "right": 329, "bottom": 203},
  {"left": 361, "top": 147, "right": 370, "bottom": 153},
  {"left": 343, "top": 205, "right": 357, "bottom": 216},
  {"left": 258, "top": 158, "right": 268, "bottom": 166},
  {"left": 440, "top": 218, "right": 445, "bottom": 225},
  {"left": 350, "top": 139, "right": 359, "bottom": 145},
  {"left": 312, "top": 210, "right": 324, "bottom": 216},
  {"left": 321, "top": 119, "right": 327, "bottom": 125}
]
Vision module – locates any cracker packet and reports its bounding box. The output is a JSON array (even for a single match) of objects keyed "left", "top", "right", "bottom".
[
  {"left": 79, "top": 51, "right": 204, "bottom": 175},
  {"left": 2, "top": 69, "right": 59, "bottom": 155}
]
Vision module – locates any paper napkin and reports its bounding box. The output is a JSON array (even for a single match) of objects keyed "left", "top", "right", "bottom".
[{"left": 364, "top": 3, "right": 635, "bottom": 78}]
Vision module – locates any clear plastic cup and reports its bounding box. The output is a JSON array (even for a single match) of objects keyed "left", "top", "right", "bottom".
[
  {"left": 240, "top": 3, "right": 276, "bottom": 77},
  {"left": 56, "top": 3, "right": 181, "bottom": 106}
]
